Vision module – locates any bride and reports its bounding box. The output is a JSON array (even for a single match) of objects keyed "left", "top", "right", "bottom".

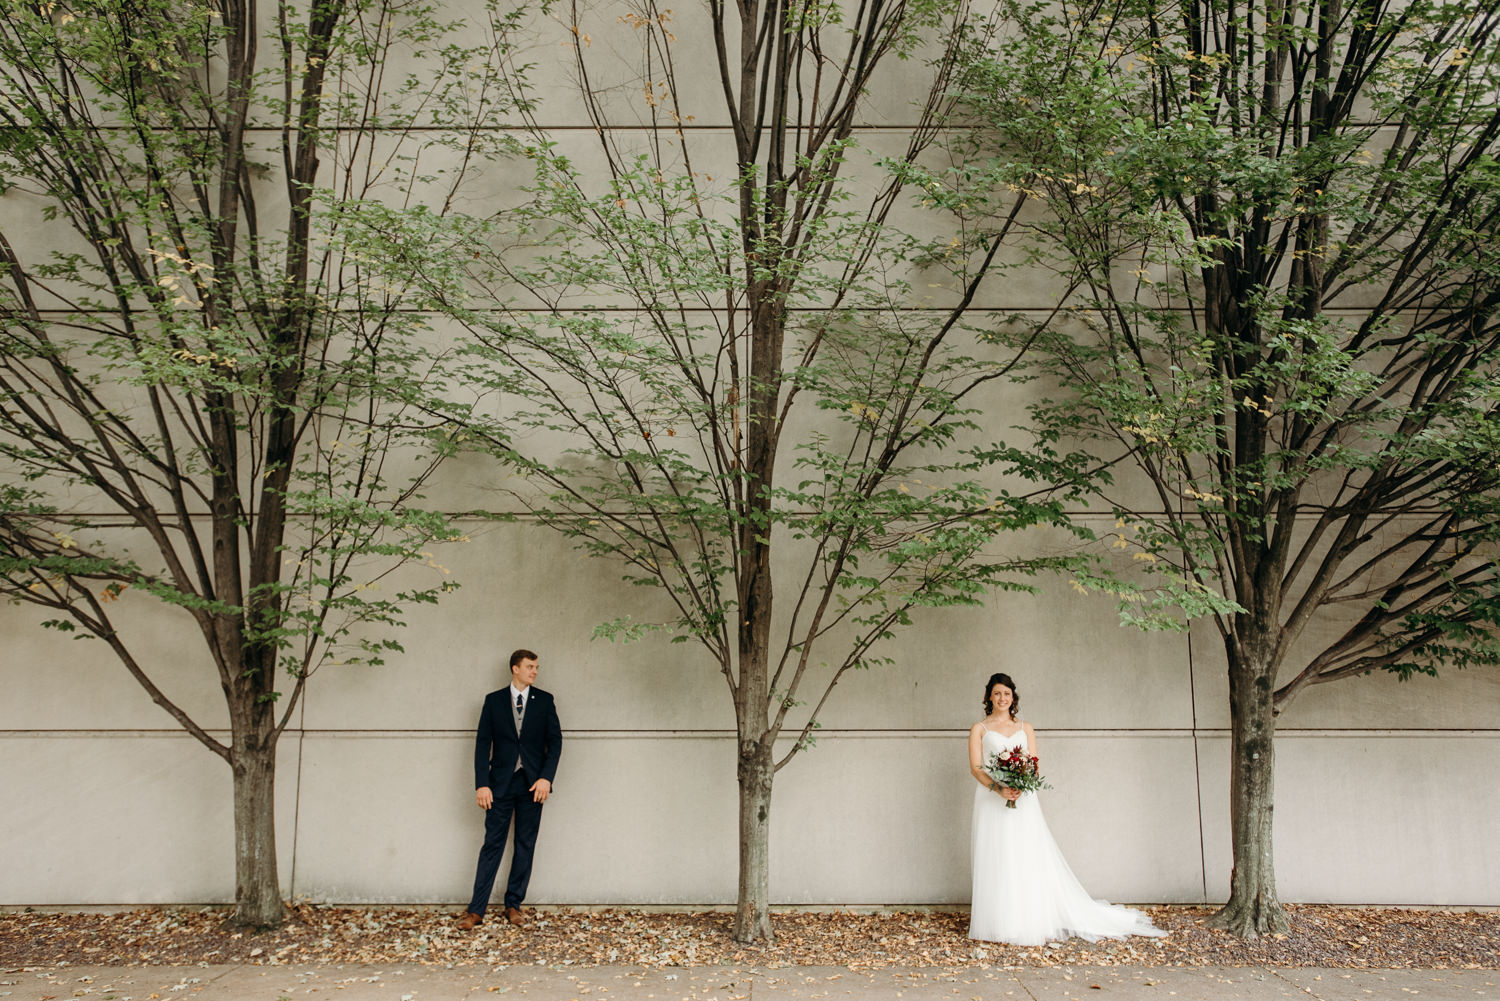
[{"left": 968, "top": 672, "right": 1167, "bottom": 945}]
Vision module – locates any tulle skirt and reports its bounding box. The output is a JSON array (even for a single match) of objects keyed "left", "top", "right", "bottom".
[{"left": 969, "top": 785, "right": 1167, "bottom": 945}]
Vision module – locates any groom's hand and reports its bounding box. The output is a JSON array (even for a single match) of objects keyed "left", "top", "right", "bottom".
[
  {"left": 530, "top": 778, "right": 551, "bottom": 804},
  {"left": 476, "top": 787, "right": 493, "bottom": 809}
]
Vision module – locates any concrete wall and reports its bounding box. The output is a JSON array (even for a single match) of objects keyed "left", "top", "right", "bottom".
[
  {"left": 3, "top": 516, "right": 1498, "bottom": 907},
  {"left": 1, "top": 0, "right": 1498, "bottom": 912}
]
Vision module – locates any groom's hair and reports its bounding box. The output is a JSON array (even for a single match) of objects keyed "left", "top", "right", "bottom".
[{"left": 510, "top": 648, "right": 538, "bottom": 668}]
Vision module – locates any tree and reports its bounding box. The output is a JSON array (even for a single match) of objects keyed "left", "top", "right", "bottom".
[
  {"left": 0, "top": 0, "right": 518, "bottom": 924},
  {"left": 947, "top": 0, "right": 1500, "bottom": 935},
  {"left": 388, "top": 0, "right": 1088, "bottom": 942}
]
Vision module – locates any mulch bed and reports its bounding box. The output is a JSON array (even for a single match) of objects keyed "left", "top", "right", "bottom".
[{"left": 1, "top": 905, "right": 1495, "bottom": 970}]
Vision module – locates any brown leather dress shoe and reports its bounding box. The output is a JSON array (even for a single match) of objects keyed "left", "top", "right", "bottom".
[
  {"left": 456, "top": 910, "right": 484, "bottom": 930},
  {"left": 504, "top": 906, "right": 524, "bottom": 926}
]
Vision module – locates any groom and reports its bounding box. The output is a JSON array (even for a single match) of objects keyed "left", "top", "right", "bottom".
[{"left": 457, "top": 649, "right": 563, "bottom": 930}]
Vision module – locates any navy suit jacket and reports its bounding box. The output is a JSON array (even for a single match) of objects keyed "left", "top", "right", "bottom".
[{"left": 474, "top": 686, "right": 562, "bottom": 792}]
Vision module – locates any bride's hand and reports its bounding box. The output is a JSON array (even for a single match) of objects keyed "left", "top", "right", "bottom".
[{"left": 1001, "top": 787, "right": 1021, "bottom": 801}]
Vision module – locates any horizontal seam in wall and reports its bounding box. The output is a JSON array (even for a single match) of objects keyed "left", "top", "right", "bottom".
[
  {"left": 57, "top": 121, "right": 1420, "bottom": 134},
  {"left": 3, "top": 510, "right": 1459, "bottom": 521},
  {"left": 2, "top": 728, "right": 1497, "bottom": 737},
  {"left": 22, "top": 306, "right": 1422, "bottom": 317}
]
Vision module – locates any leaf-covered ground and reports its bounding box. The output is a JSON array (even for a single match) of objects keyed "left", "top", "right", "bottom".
[{"left": 1, "top": 906, "right": 1495, "bottom": 970}]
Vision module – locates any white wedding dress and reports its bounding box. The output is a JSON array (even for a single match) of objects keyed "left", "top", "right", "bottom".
[{"left": 970, "top": 727, "right": 1167, "bottom": 945}]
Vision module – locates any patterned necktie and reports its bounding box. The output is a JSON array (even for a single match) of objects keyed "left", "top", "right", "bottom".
[{"left": 513, "top": 692, "right": 525, "bottom": 771}]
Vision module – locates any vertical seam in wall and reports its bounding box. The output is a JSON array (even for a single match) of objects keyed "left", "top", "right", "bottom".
[
  {"left": 288, "top": 687, "right": 308, "bottom": 900},
  {"left": 1187, "top": 627, "right": 1208, "bottom": 903}
]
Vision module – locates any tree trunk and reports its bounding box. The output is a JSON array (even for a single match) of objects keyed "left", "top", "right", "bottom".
[
  {"left": 229, "top": 732, "right": 285, "bottom": 927},
  {"left": 732, "top": 738, "right": 775, "bottom": 943},
  {"left": 1207, "top": 642, "right": 1290, "bottom": 936},
  {"left": 732, "top": 291, "right": 779, "bottom": 944}
]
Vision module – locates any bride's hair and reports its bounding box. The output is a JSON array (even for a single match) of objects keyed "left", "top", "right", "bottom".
[{"left": 983, "top": 673, "right": 1020, "bottom": 719}]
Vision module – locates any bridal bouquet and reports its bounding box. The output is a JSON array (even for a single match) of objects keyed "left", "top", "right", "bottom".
[{"left": 985, "top": 746, "right": 1050, "bottom": 808}]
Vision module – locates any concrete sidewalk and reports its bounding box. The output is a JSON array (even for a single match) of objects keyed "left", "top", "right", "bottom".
[{"left": 2, "top": 964, "right": 1494, "bottom": 1001}]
